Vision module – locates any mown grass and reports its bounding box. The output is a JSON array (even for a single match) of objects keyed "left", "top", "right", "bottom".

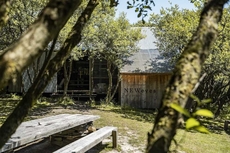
[
  {"left": 172, "top": 129, "right": 230, "bottom": 153},
  {"left": 0, "top": 96, "right": 230, "bottom": 153},
  {"left": 91, "top": 105, "right": 230, "bottom": 153}
]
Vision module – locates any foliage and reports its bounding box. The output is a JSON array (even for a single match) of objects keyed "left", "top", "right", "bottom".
[
  {"left": 126, "top": 0, "right": 155, "bottom": 23},
  {"left": 132, "top": 20, "right": 152, "bottom": 27},
  {"left": 0, "top": 0, "right": 51, "bottom": 93},
  {"left": 149, "top": 5, "right": 200, "bottom": 62},
  {"left": 149, "top": 4, "right": 230, "bottom": 116},
  {"left": 190, "top": 0, "right": 206, "bottom": 9},
  {"left": 81, "top": 9, "right": 143, "bottom": 67},
  {"left": 33, "top": 99, "right": 51, "bottom": 108},
  {"left": 57, "top": 96, "right": 75, "bottom": 107},
  {"left": 58, "top": 0, "right": 89, "bottom": 60},
  {"left": 0, "top": 0, "right": 48, "bottom": 50},
  {"left": 9, "top": 93, "right": 21, "bottom": 100},
  {"left": 80, "top": 6, "right": 144, "bottom": 103},
  {"left": 171, "top": 94, "right": 214, "bottom": 134}
]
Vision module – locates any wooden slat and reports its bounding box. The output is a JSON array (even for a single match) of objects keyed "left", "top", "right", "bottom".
[
  {"left": 120, "top": 73, "right": 171, "bottom": 108},
  {"left": 19, "top": 114, "right": 79, "bottom": 127},
  {"left": 53, "top": 126, "right": 117, "bottom": 153},
  {"left": 12, "top": 114, "right": 83, "bottom": 137},
  {"left": 0, "top": 114, "right": 100, "bottom": 153}
]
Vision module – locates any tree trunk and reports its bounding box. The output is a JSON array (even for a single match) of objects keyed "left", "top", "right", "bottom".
[
  {"left": 0, "top": 0, "right": 99, "bottom": 149},
  {"left": 89, "top": 57, "right": 94, "bottom": 104},
  {"left": 111, "top": 70, "right": 121, "bottom": 101},
  {"left": 215, "top": 81, "right": 230, "bottom": 117},
  {"left": 105, "top": 60, "right": 113, "bottom": 104},
  {"left": 146, "top": 1, "right": 227, "bottom": 152},
  {"left": 0, "top": 0, "right": 83, "bottom": 91},
  {"left": 63, "top": 59, "right": 72, "bottom": 96}
]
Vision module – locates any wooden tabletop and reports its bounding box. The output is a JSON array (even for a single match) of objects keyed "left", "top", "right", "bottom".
[{"left": 0, "top": 114, "right": 100, "bottom": 153}]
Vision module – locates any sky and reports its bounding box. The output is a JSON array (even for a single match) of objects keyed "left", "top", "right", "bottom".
[{"left": 116, "top": 0, "right": 195, "bottom": 24}]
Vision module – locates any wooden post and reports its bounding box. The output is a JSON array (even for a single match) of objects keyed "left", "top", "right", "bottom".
[
  {"left": 224, "top": 120, "right": 230, "bottom": 132},
  {"left": 112, "top": 130, "right": 118, "bottom": 148}
]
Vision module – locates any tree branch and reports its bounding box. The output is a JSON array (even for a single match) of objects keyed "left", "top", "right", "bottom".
[
  {"left": 0, "top": 0, "right": 83, "bottom": 91},
  {"left": 146, "top": 0, "right": 228, "bottom": 152},
  {"left": 0, "top": 0, "right": 99, "bottom": 149}
]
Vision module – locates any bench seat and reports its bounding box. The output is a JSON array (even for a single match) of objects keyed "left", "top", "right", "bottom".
[{"left": 53, "top": 126, "right": 117, "bottom": 153}]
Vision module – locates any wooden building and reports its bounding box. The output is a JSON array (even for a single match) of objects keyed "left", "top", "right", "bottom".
[
  {"left": 57, "top": 57, "right": 117, "bottom": 96},
  {"left": 119, "top": 27, "right": 172, "bottom": 109},
  {"left": 7, "top": 27, "right": 172, "bottom": 108},
  {"left": 7, "top": 53, "right": 116, "bottom": 99}
]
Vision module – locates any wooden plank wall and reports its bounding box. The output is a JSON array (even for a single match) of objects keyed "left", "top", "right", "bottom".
[{"left": 120, "top": 73, "right": 171, "bottom": 109}]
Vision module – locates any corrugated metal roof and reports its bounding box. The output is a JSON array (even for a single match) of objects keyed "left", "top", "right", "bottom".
[{"left": 121, "top": 27, "right": 172, "bottom": 73}]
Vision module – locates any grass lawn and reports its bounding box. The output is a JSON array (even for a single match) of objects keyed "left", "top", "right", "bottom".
[
  {"left": 0, "top": 96, "right": 230, "bottom": 153},
  {"left": 91, "top": 105, "right": 230, "bottom": 153}
]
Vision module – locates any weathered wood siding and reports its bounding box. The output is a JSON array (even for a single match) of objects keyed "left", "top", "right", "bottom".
[{"left": 120, "top": 73, "right": 171, "bottom": 108}]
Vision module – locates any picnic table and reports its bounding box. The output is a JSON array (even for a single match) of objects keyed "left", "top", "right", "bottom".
[{"left": 0, "top": 114, "right": 100, "bottom": 152}]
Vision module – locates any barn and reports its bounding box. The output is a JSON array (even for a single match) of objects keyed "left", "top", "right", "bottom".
[{"left": 119, "top": 27, "right": 172, "bottom": 109}]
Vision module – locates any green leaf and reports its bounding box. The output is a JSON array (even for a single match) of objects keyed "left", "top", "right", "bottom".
[
  {"left": 170, "top": 103, "right": 191, "bottom": 117},
  {"left": 135, "top": 8, "right": 139, "bottom": 12},
  {"left": 127, "top": 6, "right": 133, "bottom": 9},
  {"left": 186, "top": 118, "right": 200, "bottom": 129},
  {"left": 190, "top": 94, "right": 200, "bottom": 105},
  {"left": 201, "top": 99, "right": 212, "bottom": 104},
  {"left": 194, "top": 125, "right": 210, "bottom": 134},
  {"left": 142, "top": 18, "right": 145, "bottom": 24},
  {"left": 137, "top": 12, "right": 142, "bottom": 18},
  {"left": 193, "top": 109, "right": 214, "bottom": 118},
  {"left": 143, "top": 5, "right": 152, "bottom": 10}
]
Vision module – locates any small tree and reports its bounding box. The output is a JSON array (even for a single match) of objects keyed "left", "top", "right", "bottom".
[{"left": 80, "top": 11, "right": 144, "bottom": 104}]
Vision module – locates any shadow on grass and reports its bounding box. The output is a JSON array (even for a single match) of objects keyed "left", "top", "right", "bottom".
[
  {"left": 0, "top": 99, "right": 19, "bottom": 125},
  {"left": 202, "top": 119, "right": 224, "bottom": 134},
  {"left": 98, "top": 106, "right": 157, "bottom": 123},
  {"left": 88, "top": 143, "right": 114, "bottom": 153},
  {"left": 0, "top": 97, "right": 62, "bottom": 124},
  {"left": 15, "top": 137, "right": 116, "bottom": 153}
]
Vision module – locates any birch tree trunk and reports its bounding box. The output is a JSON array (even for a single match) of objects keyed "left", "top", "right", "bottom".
[{"left": 146, "top": 0, "right": 228, "bottom": 152}]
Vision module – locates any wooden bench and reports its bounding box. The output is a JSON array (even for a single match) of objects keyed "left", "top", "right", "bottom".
[
  {"left": 53, "top": 126, "right": 118, "bottom": 153},
  {"left": 0, "top": 114, "right": 100, "bottom": 153}
]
